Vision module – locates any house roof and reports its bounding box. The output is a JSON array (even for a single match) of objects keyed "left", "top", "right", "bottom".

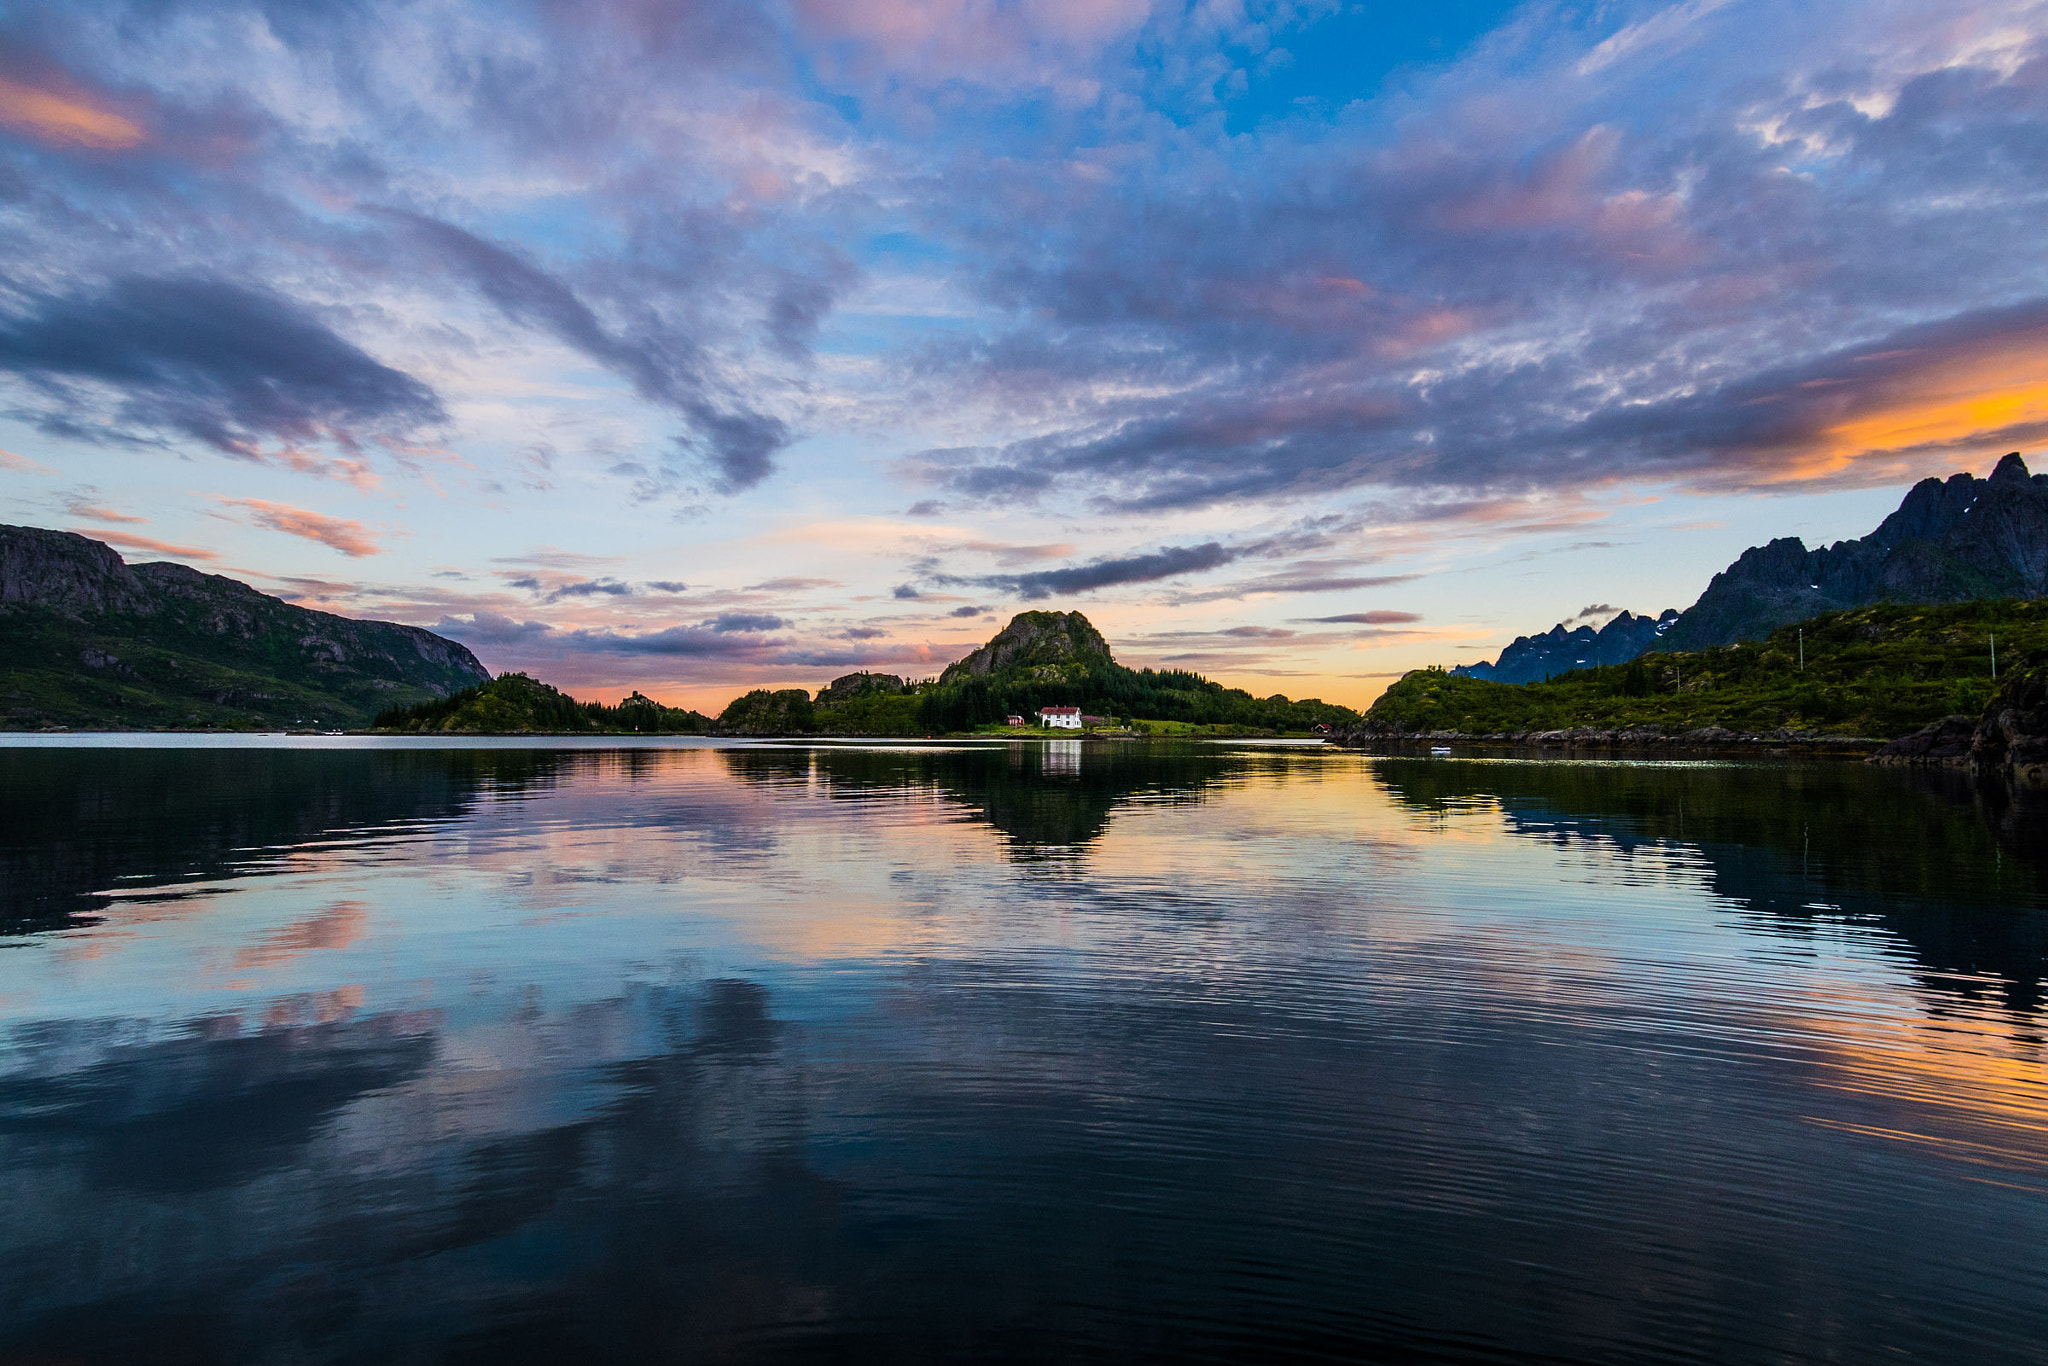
[{"left": 1039, "top": 706, "right": 1081, "bottom": 714}]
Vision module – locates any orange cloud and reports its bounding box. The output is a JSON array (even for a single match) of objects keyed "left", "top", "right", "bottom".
[
  {"left": 0, "top": 72, "right": 145, "bottom": 150},
  {"left": 221, "top": 498, "right": 383, "bottom": 557},
  {"left": 75, "top": 528, "right": 220, "bottom": 561},
  {"left": 1737, "top": 314, "right": 2048, "bottom": 486}
]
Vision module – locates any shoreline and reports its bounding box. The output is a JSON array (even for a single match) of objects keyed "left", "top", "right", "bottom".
[{"left": 1329, "top": 727, "right": 1886, "bottom": 759}]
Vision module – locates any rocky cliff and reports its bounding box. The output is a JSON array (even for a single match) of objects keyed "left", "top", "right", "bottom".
[
  {"left": 1660, "top": 453, "right": 2048, "bottom": 650},
  {"left": 1454, "top": 609, "right": 1677, "bottom": 684},
  {"left": 1, "top": 524, "right": 489, "bottom": 730}
]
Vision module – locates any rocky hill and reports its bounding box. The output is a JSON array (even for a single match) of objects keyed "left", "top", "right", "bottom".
[
  {"left": 938, "top": 610, "right": 1112, "bottom": 684},
  {"left": 1, "top": 524, "right": 489, "bottom": 730},
  {"left": 1660, "top": 452, "right": 2048, "bottom": 650},
  {"left": 1454, "top": 609, "right": 1677, "bottom": 684}
]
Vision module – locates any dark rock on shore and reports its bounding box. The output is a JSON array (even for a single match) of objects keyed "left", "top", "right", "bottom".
[{"left": 1870, "top": 664, "right": 2048, "bottom": 782}]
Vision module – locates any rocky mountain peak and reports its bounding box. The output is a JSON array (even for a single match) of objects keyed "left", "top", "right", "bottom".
[{"left": 1991, "top": 451, "right": 2033, "bottom": 486}]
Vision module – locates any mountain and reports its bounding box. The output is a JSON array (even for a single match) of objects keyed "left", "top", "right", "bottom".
[
  {"left": 1659, "top": 452, "right": 2048, "bottom": 651},
  {"left": 1454, "top": 609, "right": 1677, "bottom": 684},
  {"left": 1, "top": 524, "right": 489, "bottom": 730},
  {"left": 938, "top": 610, "right": 1112, "bottom": 683}
]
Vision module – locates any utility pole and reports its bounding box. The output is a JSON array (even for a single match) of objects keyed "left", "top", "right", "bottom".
[
  {"left": 1991, "top": 632, "right": 1998, "bottom": 681},
  {"left": 1798, "top": 628, "right": 1804, "bottom": 671}
]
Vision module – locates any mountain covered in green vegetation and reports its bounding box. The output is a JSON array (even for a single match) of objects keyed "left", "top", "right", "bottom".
[
  {"left": 373, "top": 673, "right": 711, "bottom": 733},
  {"left": 2, "top": 525, "right": 488, "bottom": 731},
  {"left": 1367, "top": 598, "right": 2044, "bottom": 739}
]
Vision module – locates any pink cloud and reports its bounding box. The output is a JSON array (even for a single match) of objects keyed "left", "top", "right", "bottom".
[
  {"left": 73, "top": 528, "right": 220, "bottom": 561},
  {"left": 0, "top": 447, "right": 55, "bottom": 474},
  {"left": 0, "top": 68, "right": 146, "bottom": 151},
  {"left": 220, "top": 498, "right": 383, "bottom": 557}
]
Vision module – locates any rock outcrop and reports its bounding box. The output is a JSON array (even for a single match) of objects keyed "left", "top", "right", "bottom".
[
  {"left": 1454, "top": 609, "right": 1678, "bottom": 684},
  {"left": 817, "top": 671, "right": 905, "bottom": 702},
  {"left": 938, "top": 610, "right": 1112, "bottom": 683},
  {"left": 1871, "top": 664, "right": 2048, "bottom": 783},
  {"left": 1660, "top": 453, "right": 2048, "bottom": 651}
]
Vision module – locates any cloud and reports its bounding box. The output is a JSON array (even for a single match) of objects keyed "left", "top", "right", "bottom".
[
  {"left": 1292, "top": 611, "right": 1424, "bottom": 625},
  {"left": 550, "top": 577, "right": 634, "bottom": 598},
  {"left": 646, "top": 580, "right": 689, "bottom": 593},
  {"left": 431, "top": 610, "right": 556, "bottom": 646},
  {"left": 947, "top": 604, "right": 987, "bottom": 617},
  {"left": 937, "top": 540, "right": 1241, "bottom": 599},
  {"left": 1173, "top": 570, "right": 1423, "bottom": 603},
  {"left": 71, "top": 527, "right": 217, "bottom": 561},
  {"left": 0, "top": 278, "right": 443, "bottom": 463},
  {"left": 63, "top": 493, "right": 143, "bottom": 523},
  {"left": 567, "top": 623, "right": 779, "bottom": 657},
  {"left": 709, "top": 612, "right": 788, "bottom": 632},
  {"left": 0, "top": 69, "right": 145, "bottom": 150},
  {"left": 893, "top": 584, "right": 922, "bottom": 599},
  {"left": 744, "top": 576, "right": 841, "bottom": 591},
  {"left": 219, "top": 499, "right": 382, "bottom": 557},
  {"left": 1562, "top": 296, "right": 2048, "bottom": 488},
  {"left": 388, "top": 212, "right": 792, "bottom": 492},
  {"left": 490, "top": 548, "right": 623, "bottom": 570},
  {"left": 0, "top": 447, "right": 54, "bottom": 474},
  {"left": 1570, "top": 603, "right": 1618, "bottom": 620}
]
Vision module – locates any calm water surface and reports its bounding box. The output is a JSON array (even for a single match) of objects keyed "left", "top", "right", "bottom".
[{"left": 3, "top": 738, "right": 2047, "bottom": 1364}]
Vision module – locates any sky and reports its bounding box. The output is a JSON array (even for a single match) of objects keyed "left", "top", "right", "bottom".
[{"left": 2, "top": 0, "right": 2046, "bottom": 711}]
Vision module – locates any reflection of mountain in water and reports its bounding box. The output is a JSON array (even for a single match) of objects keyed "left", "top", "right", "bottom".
[
  {"left": 720, "top": 742, "right": 1244, "bottom": 853},
  {"left": 1375, "top": 759, "right": 2048, "bottom": 1013},
  {"left": 0, "top": 747, "right": 571, "bottom": 933}
]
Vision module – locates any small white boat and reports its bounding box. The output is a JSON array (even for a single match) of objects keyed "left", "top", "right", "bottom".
[{"left": 1430, "top": 746, "right": 1453, "bottom": 756}]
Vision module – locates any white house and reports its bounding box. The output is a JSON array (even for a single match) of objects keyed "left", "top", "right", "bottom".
[{"left": 1038, "top": 706, "right": 1082, "bottom": 729}]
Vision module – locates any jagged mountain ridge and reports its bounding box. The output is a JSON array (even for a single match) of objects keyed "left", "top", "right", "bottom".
[
  {"left": 1659, "top": 452, "right": 2048, "bottom": 651},
  {"left": 1, "top": 524, "right": 489, "bottom": 730},
  {"left": 1454, "top": 609, "right": 1678, "bottom": 684}
]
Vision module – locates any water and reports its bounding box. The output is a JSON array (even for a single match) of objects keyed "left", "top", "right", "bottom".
[{"left": 2, "top": 738, "right": 2046, "bottom": 1364}]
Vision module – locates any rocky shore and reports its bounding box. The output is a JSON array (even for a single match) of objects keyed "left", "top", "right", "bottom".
[{"left": 1872, "top": 666, "right": 2048, "bottom": 783}]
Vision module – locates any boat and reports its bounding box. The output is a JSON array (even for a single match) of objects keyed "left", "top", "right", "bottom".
[{"left": 1430, "top": 746, "right": 1453, "bottom": 756}]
